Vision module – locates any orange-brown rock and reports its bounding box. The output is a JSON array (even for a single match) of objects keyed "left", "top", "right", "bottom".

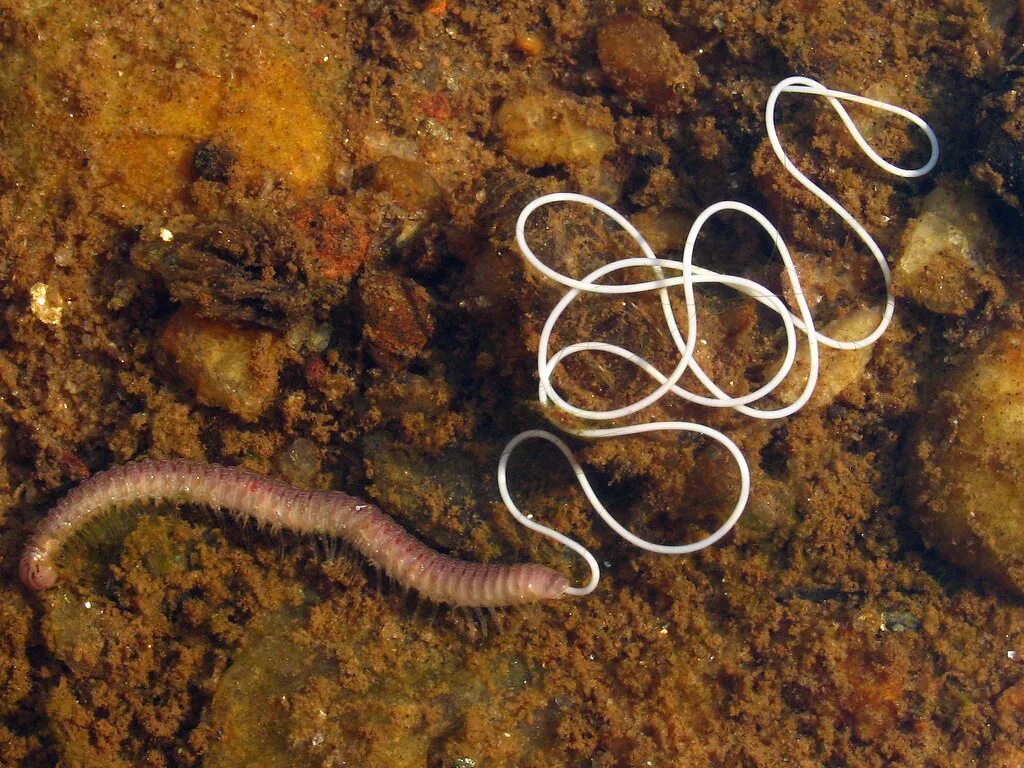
[
  {"left": 597, "top": 15, "right": 701, "bottom": 113},
  {"left": 359, "top": 273, "right": 434, "bottom": 370},
  {"left": 293, "top": 199, "right": 372, "bottom": 283},
  {"left": 159, "top": 307, "right": 285, "bottom": 422},
  {"left": 495, "top": 89, "right": 615, "bottom": 169}
]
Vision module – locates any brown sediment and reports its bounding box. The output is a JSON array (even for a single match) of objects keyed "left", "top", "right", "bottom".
[
  {"left": 2, "top": 0, "right": 1024, "bottom": 766},
  {"left": 20, "top": 459, "right": 569, "bottom": 607}
]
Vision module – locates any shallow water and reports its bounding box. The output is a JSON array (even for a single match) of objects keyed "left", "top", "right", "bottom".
[{"left": 2, "top": 1, "right": 1024, "bottom": 766}]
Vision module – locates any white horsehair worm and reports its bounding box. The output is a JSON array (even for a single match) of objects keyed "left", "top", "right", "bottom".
[{"left": 497, "top": 76, "right": 939, "bottom": 597}]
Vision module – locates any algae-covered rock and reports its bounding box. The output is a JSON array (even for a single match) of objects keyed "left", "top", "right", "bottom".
[
  {"left": 495, "top": 89, "right": 614, "bottom": 169},
  {"left": 907, "top": 328, "right": 1024, "bottom": 594},
  {"left": 205, "top": 608, "right": 324, "bottom": 768},
  {"left": 44, "top": 591, "right": 109, "bottom": 677},
  {"left": 893, "top": 180, "right": 1003, "bottom": 315},
  {"left": 0, "top": 593, "right": 32, "bottom": 716}
]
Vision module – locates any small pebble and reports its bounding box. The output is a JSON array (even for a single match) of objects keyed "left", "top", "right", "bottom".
[
  {"left": 359, "top": 273, "right": 435, "bottom": 370},
  {"left": 293, "top": 199, "right": 371, "bottom": 283},
  {"left": 894, "top": 180, "right": 1003, "bottom": 315},
  {"left": 29, "top": 282, "right": 63, "bottom": 326},
  {"left": 54, "top": 245, "right": 75, "bottom": 267},
  {"left": 512, "top": 32, "right": 545, "bottom": 57},
  {"left": 274, "top": 437, "right": 321, "bottom": 488},
  {"left": 371, "top": 156, "right": 442, "bottom": 214}
]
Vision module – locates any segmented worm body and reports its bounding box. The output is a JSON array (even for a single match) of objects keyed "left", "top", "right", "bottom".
[{"left": 19, "top": 460, "right": 569, "bottom": 607}]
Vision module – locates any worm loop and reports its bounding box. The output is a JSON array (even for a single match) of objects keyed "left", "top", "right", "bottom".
[{"left": 499, "top": 76, "right": 939, "bottom": 595}]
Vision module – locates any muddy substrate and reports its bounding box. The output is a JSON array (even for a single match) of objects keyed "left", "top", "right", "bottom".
[{"left": 2, "top": 1, "right": 1024, "bottom": 766}]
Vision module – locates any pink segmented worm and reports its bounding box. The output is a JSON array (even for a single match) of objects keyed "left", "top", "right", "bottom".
[{"left": 19, "top": 459, "right": 570, "bottom": 607}]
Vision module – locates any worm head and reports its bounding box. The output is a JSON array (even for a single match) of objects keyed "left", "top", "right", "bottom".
[{"left": 20, "top": 547, "right": 57, "bottom": 591}]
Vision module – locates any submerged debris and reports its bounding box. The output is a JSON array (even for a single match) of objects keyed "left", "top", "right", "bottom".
[
  {"left": 191, "top": 140, "right": 236, "bottom": 183},
  {"left": 131, "top": 212, "right": 345, "bottom": 328}
]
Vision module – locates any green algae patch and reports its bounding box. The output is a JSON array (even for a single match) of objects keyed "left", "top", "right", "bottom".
[
  {"left": 204, "top": 607, "right": 325, "bottom": 768},
  {"left": 43, "top": 591, "right": 107, "bottom": 677},
  {"left": 276, "top": 589, "right": 583, "bottom": 768}
]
